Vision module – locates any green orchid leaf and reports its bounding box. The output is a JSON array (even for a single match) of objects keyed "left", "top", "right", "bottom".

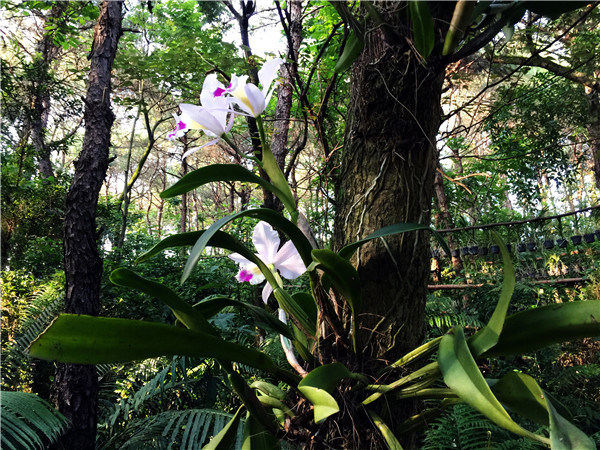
[
  {"left": 194, "top": 297, "right": 294, "bottom": 339},
  {"left": 250, "top": 381, "right": 286, "bottom": 402},
  {"left": 28, "top": 314, "right": 277, "bottom": 373},
  {"left": 299, "top": 362, "right": 353, "bottom": 393},
  {"left": 548, "top": 401, "right": 596, "bottom": 450},
  {"left": 182, "top": 208, "right": 313, "bottom": 284},
  {"left": 161, "top": 164, "right": 278, "bottom": 200},
  {"left": 110, "top": 268, "right": 215, "bottom": 334},
  {"left": 298, "top": 386, "right": 339, "bottom": 424},
  {"left": 311, "top": 249, "right": 362, "bottom": 314},
  {"left": 334, "top": 30, "right": 364, "bottom": 74},
  {"left": 241, "top": 412, "right": 281, "bottom": 450},
  {"left": 273, "top": 288, "right": 316, "bottom": 338},
  {"left": 256, "top": 395, "right": 295, "bottom": 418},
  {"left": 367, "top": 410, "right": 404, "bottom": 450},
  {"left": 483, "top": 300, "right": 600, "bottom": 357},
  {"left": 490, "top": 372, "right": 551, "bottom": 426},
  {"left": 409, "top": 1, "right": 435, "bottom": 59},
  {"left": 203, "top": 405, "right": 244, "bottom": 450},
  {"left": 135, "top": 230, "right": 250, "bottom": 264},
  {"left": 438, "top": 327, "right": 549, "bottom": 445},
  {"left": 490, "top": 372, "right": 596, "bottom": 448},
  {"left": 338, "top": 223, "right": 450, "bottom": 260},
  {"left": 468, "top": 232, "right": 515, "bottom": 356},
  {"left": 160, "top": 163, "right": 297, "bottom": 221},
  {"left": 442, "top": 0, "right": 477, "bottom": 56},
  {"left": 298, "top": 363, "right": 354, "bottom": 424}
]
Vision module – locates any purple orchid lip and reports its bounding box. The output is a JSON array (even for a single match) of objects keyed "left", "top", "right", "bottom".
[
  {"left": 213, "top": 87, "right": 227, "bottom": 97},
  {"left": 176, "top": 120, "right": 186, "bottom": 130},
  {"left": 236, "top": 269, "right": 253, "bottom": 282}
]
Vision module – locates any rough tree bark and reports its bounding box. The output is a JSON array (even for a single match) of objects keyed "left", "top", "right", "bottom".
[
  {"left": 272, "top": 0, "right": 303, "bottom": 175},
  {"left": 334, "top": 2, "right": 453, "bottom": 362},
  {"left": 50, "top": 2, "right": 122, "bottom": 449}
]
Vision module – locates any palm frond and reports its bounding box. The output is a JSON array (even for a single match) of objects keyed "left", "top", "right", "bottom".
[{"left": 0, "top": 391, "right": 68, "bottom": 450}]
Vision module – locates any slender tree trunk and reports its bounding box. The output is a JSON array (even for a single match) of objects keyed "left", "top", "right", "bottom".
[
  {"left": 333, "top": 3, "right": 452, "bottom": 446},
  {"left": 434, "top": 167, "right": 463, "bottom": 273},
  {"left": 269, "top": 0, "right": 303, "bottom": 212},
  {"left": 180, "top": 157, "right": 188, "bottom": 233},
  {"left": 31, "top": 2, "right": 68, "bottom": 180},
  {"left": 117, "top": 107, "right": 140, "bottom": 249},
  {"left": 588, "top": 88, "right": 600, "bottom": 190},
  {"left": 51, "top": 3, "right": 122, "bottom": 449}
]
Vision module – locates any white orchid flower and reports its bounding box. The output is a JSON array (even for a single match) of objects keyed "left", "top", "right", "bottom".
[
  {"left": 228, "top": 58, "right": 284, "bottom": 117},
  {"left": 177, "top": 100, "right": 235, "bottom": 159},
  {"left": 228, "top": 221, "right": 306, "bottom": 303},
  {"left": 166, "top": 113, "right": 188, "bottom": 140}
]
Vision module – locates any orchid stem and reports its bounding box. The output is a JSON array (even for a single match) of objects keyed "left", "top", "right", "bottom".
[{"left": 222, "top": 134, "right": 261, "bottom": 167}]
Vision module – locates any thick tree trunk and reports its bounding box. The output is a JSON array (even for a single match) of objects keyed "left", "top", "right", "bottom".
[
  {"left": 333, "top": 5, "right": 452, "bottom": 446},
  {"left": 335, "top": 3, "right": 452, "bottom": 362},
  {"left": 51, "top": 2, "right": 122, "bottom": 449}
]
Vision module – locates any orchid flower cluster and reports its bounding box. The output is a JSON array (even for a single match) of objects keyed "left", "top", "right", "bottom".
[
  {"left": 168, "top": 59, "right": 305, "bottom": 304},
  {"left": 167, "top": 58, "right": 284, "bottom": 159}
]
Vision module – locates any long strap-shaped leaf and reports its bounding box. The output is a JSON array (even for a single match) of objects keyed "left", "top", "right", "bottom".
[
  {"left": 110, "top": 268, "right": 216, "bottom": 334},
  {"left": 28, "top": 314, "right": 278, "bottom": 372},
  {"left": 203, "top": 405, "right": 244, "bottom": 450},
  {"left": 483, "top": 300, "right": 600, "bottom": 357},
  {"left": 468, "top": 232, "right": 515, "bottom": 356},
  {"left": 194, "top": 296, "right": 294, "bottom": 339},
  {"left": 135, "top": 230, "right": 251, "bottom": 264},
  {"left": 297, "top": 363, "right": 353, "bottom": 424},
  {"left": 490, "top": 372, "right": 595, "bottom": 449},
  {"left": 367, "top": 410, "right": 404, "bottom": 450},
  {"left": 438, "top": 326, "right": 550, "bottom": 446},
  {"left": 160, "top": 164, "right": 297, "bottom": 221},
  {"left": 338, "top": 223, "right": 450, "bottom": 260}
]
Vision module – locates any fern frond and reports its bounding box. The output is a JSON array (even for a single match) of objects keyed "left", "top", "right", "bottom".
[
  {"left": 98, "top": 409, "right": 241, "bottom": 450},
  {"left": 1, "top": 297, "right": 63, "bottom": 391},
  {"left": 0, "top": 391, "right": 68, "bottom": 450},
  {"left": 422, "top": 403, "right": 507, "bottom": 450}
]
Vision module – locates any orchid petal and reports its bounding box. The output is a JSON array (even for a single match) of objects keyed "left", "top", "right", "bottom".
[
  {"left": 179, "top": 103, "right": 225, "bottom": 136},
  {"left": 181, "top": 137, "right": 219, "bottom": 159},
  {"left": 253, "top": 222, "right": 280, "bottom": 264},
  {"left": 201, "top": 73, "right": 223, "bottom": 104},
  {"left": 262, "top": 82, "right": 280, "bottom": 112},
  {"left": 258, "top": 58, "right": 283, "bottom": 91},
  {"left": 243, "top": 84, "right": 266, "bottom": 117},
  {"left": 273, "top": 240, "right": 306, "bottom": 280},
  {"left": 228, "top": 253, "right": 252, "bottom": 266},
  {"left": 262, "top": 282, "right": 273, "bottom": 304}
]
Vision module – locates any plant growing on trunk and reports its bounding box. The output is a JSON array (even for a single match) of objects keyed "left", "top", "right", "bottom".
[{"left": 30, "top": 53, "right": 600, "bottom": 448}]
